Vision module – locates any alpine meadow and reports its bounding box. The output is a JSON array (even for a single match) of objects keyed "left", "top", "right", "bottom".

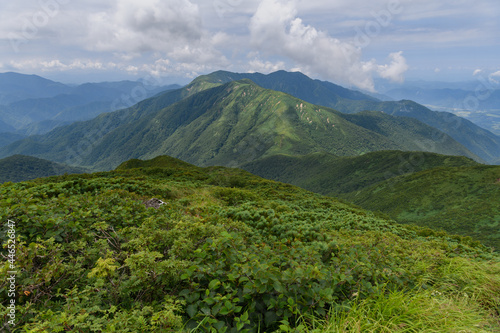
[{"left": 1, "top": 1, "right": 500, "bottom": 332}]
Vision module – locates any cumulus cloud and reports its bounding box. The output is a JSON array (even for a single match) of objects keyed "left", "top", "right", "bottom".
[
  {"left": 247, "top": 55, "right": 286, "bottom": 73},
  {"left": 87, "top": 0, "right": 200, "bottom": 52},
  {"left": 86, "top": 0, "right": 228, "bottom": 68},
  {"left": 376, "top": 51, "right": 408, "bottom": 83},
  {"left": 249, "top": 0, "right": 408, "bottom": 91}
]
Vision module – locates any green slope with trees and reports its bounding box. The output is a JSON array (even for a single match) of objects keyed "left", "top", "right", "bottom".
[
  {"left": 0, "top": 79, "right": 479, "bottom": 170},
  {"left": 0, "top": 154, "right": 87, "bottom": 183},
  {"left": 0, "top": 155, "right": 499, "bottom": 332},
  {"left": 341, "top": 164, "right": 500, "bottom": 250},
  {"left": 241, "top": 150, "right": 480, "bottom": 196},
  {"left": 190, "top": 71, "right": 500, "bottom": 164}
]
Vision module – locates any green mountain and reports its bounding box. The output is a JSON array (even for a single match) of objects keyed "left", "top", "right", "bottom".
[
  {"left": 1, "top": 155, "right": 498, "bottom": 331},
  {"left": 242, "top": 150, "right": 480, "bottom": 196},
  {"left": 341, "top": 164, "right": 500, "bottom": 250},
  {"left": 3, "top": 70, "right": 499, "bottom": 163},
  {"left": 189, "top": 71, "right": 500, "bottom": 164},
  {"left": 191, "top": 69, "right": 379, "bottom": 103},
  {"left": 0, "top": 154, "right": 88, "bottom": 183},
  {"left": 0, "top": 79, "right": 479, "bottom": 170}
]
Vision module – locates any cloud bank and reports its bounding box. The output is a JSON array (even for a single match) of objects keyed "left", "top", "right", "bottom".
[
  {"left": 1, "top": 0, "right": 496, "bottom": 84},
  {"left": 249, "top": 0, "right": 408, "bottom": 91},
  {"left": 86, "top": 0, "right": 228, "bottom": 67}
]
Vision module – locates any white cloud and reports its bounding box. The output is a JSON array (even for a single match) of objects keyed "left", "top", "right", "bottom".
[
  {"left": 0, "top": 0, "right": 497, "bottom": 83},
  {"left": 86, "top": 0, "right": 201, "bottom": 53},
  {"left": 490, "top": 70, "right": 500, "bottom": 77},
  {"left": 376, "top": 51, "right": 409, "bottom": 83},
  {"left": 248, "top": 0, "right": 408, "bottom": 90},
  {"left": 247, "top": 57, "right": 286, "bottom": 73},
  {"left": 85, "top": 0, "right": 229, "bottom": 69},
  {"left": 9, "top": 59, "right": 109, "bottom": 71},
  {"left": 473, "top": 69, "right": 483, "bottom": 76}
]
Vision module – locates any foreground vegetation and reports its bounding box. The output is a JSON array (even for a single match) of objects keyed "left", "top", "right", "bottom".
[
  {"left": 243, "top": 150, "right": 500, "bottom": 251},
  {"left": 1, "top": 156, "right": 499, "bottom": 332}
]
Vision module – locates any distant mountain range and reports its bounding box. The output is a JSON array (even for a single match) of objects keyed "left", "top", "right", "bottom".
[
  {"left": 0, "top": 72, "right": 180, "bottom": 138},
  {"left": 2, "top": 70, "right": 498, "bottom": 164},
  {"left": 0, "top": 78, "right": 480, "bottom": 170},
  {"left": 374, "top": 79, "right": 500, "bottom": 136}
]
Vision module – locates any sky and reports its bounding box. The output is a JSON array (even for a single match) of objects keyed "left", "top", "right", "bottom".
[{"left": 0, "top": 0, "right": 499, "bottom": 91}]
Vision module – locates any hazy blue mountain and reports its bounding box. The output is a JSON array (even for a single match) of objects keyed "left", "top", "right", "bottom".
[
  {"left": 375, "top": 79, "right": 500, "bottom": 136},
  {"left": 0, "top": 72, "right": 71, "bottom": 104},
  {"left": 385, "top": 87, "right": 500, "bottom": 110},
  {"left": 0, "top": 72, "right": 180, "bottom": 135},
  {"left": 0, "top": 118, "right": 14, "bottom": 133},
  {"left": 0, "top": 132, "right": 25, "bottom": 147}
]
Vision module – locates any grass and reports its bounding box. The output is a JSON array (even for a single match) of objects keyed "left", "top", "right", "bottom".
[
  {"left": 293, "top": 256, "right": 500, "bottom": 333},
  {"left": 318, "top": 289, "right": 496, "bottom": 333}
]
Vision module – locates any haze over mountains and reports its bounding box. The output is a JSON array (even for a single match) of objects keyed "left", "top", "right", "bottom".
[
  {"left": 0, "top": 72, "right": 180, "bottom": 139},
  {"left": 2, "top": 71, "right": 500, "bottom": 165},
  {"left": 374, "top": 78, "right": 500, "bottom": 136}
]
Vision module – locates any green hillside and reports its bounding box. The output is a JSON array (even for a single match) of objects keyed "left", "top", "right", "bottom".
[
  {"left": 90, "top": 80, "right": 479, "bottom": 168},
  {"left": 0, "top": 154, "right": 87, "bottom": 183},
  {"left": 1, "top": 156, "right": 499, "bottom": 332},
  {"left": 242, "top": 150, "right": 480, "bottom": 196},
  {"left": 342, "top": 164, "right": 500, "bottom": 250},
  {"left": 1, "top": 79, "right": 479, "bottom": 170},
  {"left": 189, "top": 71, "right": 500, "bottom": 164},
  {"left": 190, "top": 70, "right": 379, "bottom": 104},
  {"left": 0, "top": 132, "right": 25, "bottom": 148}
]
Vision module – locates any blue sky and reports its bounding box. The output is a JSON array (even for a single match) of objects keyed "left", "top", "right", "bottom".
[{"left": 0, "top": 0, "right": 499, "bottom": 90}]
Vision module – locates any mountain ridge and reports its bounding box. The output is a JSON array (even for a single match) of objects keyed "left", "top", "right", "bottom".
[
  {"left": 1, "top": 78, "right": 481, "bottom": 169},
  {"left": 187, "top": 70, "right": 500, "bottom": 164},
  {"left": 0, "top": 72, "right": 180, "bottom": 136}
]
